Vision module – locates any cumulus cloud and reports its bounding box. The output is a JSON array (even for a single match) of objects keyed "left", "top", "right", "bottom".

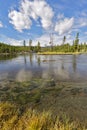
[
  {"left": 8, "top": 0, "right": 54, "bottom": 32},
  {"left": 55, "top": 17, "right": 74, "bottom": 35},
  {"left": 33, "top": 33, "right": 73, "bottom": 46},
  {"left": 0, "top": 32, "right": 73, "bottom": 47},
  {"left": 6, "top": 37, "right": 23, "bottom": 46},
  {"left": 78, "top": 18, "right": 87, "bottom": 27},
  {"left": 0, "top": 21, "right": 3, "bottom": 28},
  {"left": 9, "top": 10, "right": 32, "bottom": 32},
  {"left": 0, "top": 34, "right": 23, "bottom": 46},
  {"left": 74, "top": 11, "right": 87, "bottom": 29}
]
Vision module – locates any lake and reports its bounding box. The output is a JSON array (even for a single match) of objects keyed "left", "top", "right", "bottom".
[
  {"left": 0, "top": 54, "right": 87, "bottom": 82},
  {"left": 0, "top": 54, "right": 87, "bottom": 123}
]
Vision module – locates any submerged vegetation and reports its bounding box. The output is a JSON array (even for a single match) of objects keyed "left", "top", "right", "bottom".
[{"left": 0, "top": 79, "right": 87, "bottom": 129}]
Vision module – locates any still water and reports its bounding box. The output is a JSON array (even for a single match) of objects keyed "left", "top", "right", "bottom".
[
  {"left": 0, "top": 54, "right": 87, "bottom": 82},
  {"left": 0, "top": 54, "right": 87, "bottom": 123}
]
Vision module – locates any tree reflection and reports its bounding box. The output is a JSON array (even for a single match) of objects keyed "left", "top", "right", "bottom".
[
  {"left": 29, "top": 53, "right": 33, "bottom": 66},
  {"left": 61, "top": 56, "right": 65, "bottom": 70},
  {"left": 24, "top": 55, "right": 27, "bottom": 65},
  {"left": 72, "top": 55, "right": 77, "bottom": 72},
  {"left": 48, "top": 55, "right": 55, "bottom": 79},
  {"left": 37, "top": 57, "right": 41, "bottom": 66}
]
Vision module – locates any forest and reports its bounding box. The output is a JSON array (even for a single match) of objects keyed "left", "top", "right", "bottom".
[{"left": 0, "top": 33, "right": 87, "bottom": 54}]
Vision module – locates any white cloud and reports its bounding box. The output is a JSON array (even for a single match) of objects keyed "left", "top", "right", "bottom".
[
  {"left": 84, "top": 32, "right": 87, "bottom": 35},
  {"left": 74, "top": 11, "right": 87, "bottom": 29},
  {"left": 33, "top": 33, "right": 73, "bottom": 46},
  {"left": 0, "top": 33, "right": 73, "bottom": 46},
  {"left": 55, "top": 17, "right": 74, "bottom": 35},
  {"left": 77, "top": 18, "right": 87, "bottom": 27},
  {"left": 80, "top": 11, "right": 87, "bottom": 17},
  {"left": 8, "top": 0, "right": 54, "bottom": 32},
  {"left": 33, "top": 34, "right": 50, "bottom": 46},
  {"left": 6, "top": 37, "right": 23, "bottom": 46},
  {"left": 9, "top": 10, "right": 32, "bottom": 32},
  {"left": 0, "top": 21, "right": 3, "bottom": 28},
  {"left": 0, "top": 34, "right": 23, "bottom": 46}
]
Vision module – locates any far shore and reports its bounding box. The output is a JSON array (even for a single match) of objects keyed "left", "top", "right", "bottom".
[
  {"left": 0, "top": 53, "right": 17, "bottom": 56},
  {"left": 0, "top": 52, "right": 30, "bottom": 56},
  {"left": 0, "top": 51, "right": 87, "bottom": 56},
  {"left": 38, "top": 51, "right": 86, "bottom": 55}
]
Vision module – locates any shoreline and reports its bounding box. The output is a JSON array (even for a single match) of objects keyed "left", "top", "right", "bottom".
[
  {"left": 0, "top": 53, "right": 17, "bottom": 56},
  {"left": 0, "top": 52, "right": 87, "bottom": 56},
  {"left": 0, "top": 52, "right": 30, "bottom": 56},
  {"left": 38, "top": 51, "right": 86, "bottom": 55}
]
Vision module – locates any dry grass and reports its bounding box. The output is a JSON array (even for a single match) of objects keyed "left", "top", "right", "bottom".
[
  {"left": 0, "top": 102, "right": 86, "bottom": 130},
  {"left": 38, "top": 51, "right": 82, "bottom": 55}
]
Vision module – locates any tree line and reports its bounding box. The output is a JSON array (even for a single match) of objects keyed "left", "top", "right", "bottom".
[
  {"left": 0, "top": 40, "right": 41, "bottom": 54},
  {"left": 45, "top": 32, "right": 87, "bottom": 53},
  {"left": 0, "top": 33, "right": 87, "bottom": 54}
]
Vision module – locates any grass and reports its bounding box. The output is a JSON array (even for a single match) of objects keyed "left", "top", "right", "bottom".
[
  {"left": 38, "top": 51, "right": 82, "bottom": 55},
  {"left": 0, "top": 102, "right": 86, "bottom": 130}
]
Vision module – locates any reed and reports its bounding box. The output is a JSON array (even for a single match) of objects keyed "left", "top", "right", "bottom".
[{"left": 0, "top": 102, "right": 86, "bottom": 130}]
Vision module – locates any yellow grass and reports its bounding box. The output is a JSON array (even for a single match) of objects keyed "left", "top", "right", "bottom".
[
  {"left": 38, "top": 51, "right": 82, "bottom": 55},
  {"left": 0, "top": 102, "right": 86, "bottom": 130}
]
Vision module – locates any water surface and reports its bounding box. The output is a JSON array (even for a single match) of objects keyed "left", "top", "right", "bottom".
[
  {"left": 0, "top": 54, "right": 87, "bottom": 123},
  {"left": 0, "top": 54, "right": 87, "bottom": 82}
]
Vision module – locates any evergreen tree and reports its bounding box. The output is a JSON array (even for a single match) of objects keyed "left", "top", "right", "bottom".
[
  {"left": 74, "top": 33, "right": 79, "bottom": 51},
  {"left": 29, "top": 39, "right": 32, "bottom": 51},
  {"left": 49, "top": 33, "right": 54, "bottom": 51},
  {"left": 37, "top": 41, "right": 41, "bottom": 52},
  {"left": 23, "top": 40, "right": 26, "bottom": 47},
  {"left": 63, "top": 36, "right": 66, "bottom": 45},
  {"left": 84, "top": 42, "right": 86, "bottom": 52}
]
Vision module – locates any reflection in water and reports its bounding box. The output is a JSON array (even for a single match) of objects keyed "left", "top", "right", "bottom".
[
  {"left": 0, "top": 55, "right": 17, "bottom": 61},
  {"left": 29, "top": 53, "right": 33, "bottom": 66},
  {"left": 72, "top": 55, "right": 77, "bottom": 72},
  {"left": 61, "top": 56, "right": 65, "bottom": 70},
  {"left": 0, "top": 54, "right": 87, "bottom": 82},
  {"left": 24, "top": 55, "right": 27, "bottom": 65},
  {"left": 37, "top": 57, "right": 41, "bottom": 66},
  {"left": 16, "top": 69, "right": 33, "bottom": 82},
  {"left": 48, "top": 55, "right": 56, "bottom": 79}
]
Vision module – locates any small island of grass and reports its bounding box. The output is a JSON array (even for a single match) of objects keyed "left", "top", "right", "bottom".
[{"left": 38, "top": 51, "right": 83, "bottom": 55}]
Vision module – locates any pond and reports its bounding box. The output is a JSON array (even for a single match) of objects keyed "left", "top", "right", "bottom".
[
  {"left": 0, "top": 54, "right": 87, "bottom": 123},
  {"left": 0, "top": 54, "right": 87, "bottom": 82}
]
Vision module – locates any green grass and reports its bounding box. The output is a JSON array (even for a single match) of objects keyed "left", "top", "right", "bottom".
[{"left": 0, "top": 102, "right": 86, "bottom": 130}]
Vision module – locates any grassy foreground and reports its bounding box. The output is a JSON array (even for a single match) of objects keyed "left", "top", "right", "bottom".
[
  {"left": 38, "top": 51, "right": 83, "bottom": 55},
  {"left": 0, "top": 102, "right": 86, "bottom": 130}
]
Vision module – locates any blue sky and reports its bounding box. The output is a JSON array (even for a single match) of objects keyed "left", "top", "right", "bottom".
[{"left": 0, "top": 0, "right": 87, "bottom": 46}]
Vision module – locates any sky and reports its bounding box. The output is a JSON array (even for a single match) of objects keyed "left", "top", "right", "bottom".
[{"left": 0, "top": 0, "right": 87, "bottom": 46}]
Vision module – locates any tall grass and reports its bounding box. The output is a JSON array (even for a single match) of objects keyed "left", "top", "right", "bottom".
[
  {"left": 0, "top": 102, "right": 86, "bottom": 130},
  {"left": 38, "top": 51, "right": 82, "bottom": 55}
]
